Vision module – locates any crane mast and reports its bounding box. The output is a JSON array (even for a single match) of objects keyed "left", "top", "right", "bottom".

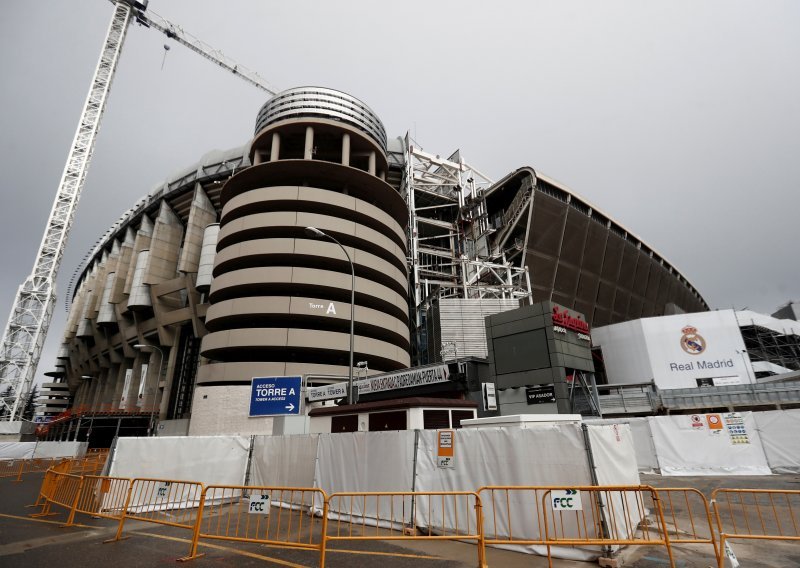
[
  {"left": 0, "top": 2, "right": 133, "bottom": 421},
  {"left": 0, "top": 0, "right": 276, "bottom": 422}
]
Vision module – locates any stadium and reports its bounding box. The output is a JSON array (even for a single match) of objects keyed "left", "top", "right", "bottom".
[{"left": 38, "top": 86, "right": 709, "bottom": 441}]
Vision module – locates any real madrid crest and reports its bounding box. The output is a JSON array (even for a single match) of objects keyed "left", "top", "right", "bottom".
[{"left": 680, "top": 325, "right": 706, "bottom": 355}]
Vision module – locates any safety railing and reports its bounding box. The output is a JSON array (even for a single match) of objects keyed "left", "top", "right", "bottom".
[
  {"left": 540, "top": 486, "right": 673, "bottom": 566},
  {"left": 24, "top": 471, "right": 800, "bottom": 568},
  {"left": 30, "top": 470, "right": 83, "bottom": 519},
  {"left": 67, "top": 453, "right": 109, "bottom": 476},
  {"left": 712, "top": 488, "right": 800, "bottom": 568},
  {"left": 29, "top": 460, "right": 73, "bottom": 508},
  {"left": 479, "top": 485, "right": 674, "bottom": 566},
  {"left": 107, "top": 478, "right": 205, "bottom": 559},
  {"left": 0, "top": 456, "right": 69, "bottom": 481},
  {"left": 63, "top": 475, "right": 132, "bottom": 527},
  {"left": 0, "top": 459, "right": 23, "bottom": 478},
  {"left": 184, "top": 485, "right": 328, "bottom": 563},
  {"left": 325, "top": 491, "right": 486, "bottom": 568},
  {"left": 656, "top": 487, "right": 719, "bottom": 560}
]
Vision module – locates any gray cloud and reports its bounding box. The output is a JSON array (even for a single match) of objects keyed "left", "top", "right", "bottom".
[{"left": 1, "top": 0, "right": 797, "bottom": 383}]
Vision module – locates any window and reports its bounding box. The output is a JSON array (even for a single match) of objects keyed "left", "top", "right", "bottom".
[
  {"left": 451, "top": 410, "right": 475, "bottom": 429},
  {"left": 423, "top": 409, "right": 450, "bottom": 429}
]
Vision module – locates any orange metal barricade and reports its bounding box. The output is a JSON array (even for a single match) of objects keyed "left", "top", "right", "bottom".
[
  {"left": 183, "top": 485, "right": 328, "bottom": 563},
  {"left": 324, "top": 491, "right": 486, "bottom": 568},
  {"left": 479, "top": 485, "right": 674, "bottom": 567},
  {"left": 63, "top": 475, "right": 132, "bottom": 527},
  {"left": 0, "top": 459, "right": 23, "bottom": 479},
  {"left": 30, "top": 460, "right": 73, "bottom": 508},
  {"left": 7, "top": 457, "right": 69, "bottom": 481},
  {"left": 30, "top": 470, "right": 83, "bottom": 519},
  {"left": 107, "top": 478, "right": 205, "bottom": 560},
  {"left": 655, "top": 487, "right": 719, "bottom": 561},
  {"left": 712, "top": 488, "right": 800, "bottom": 568},
  {"left": 541, "top": 486, "right": 673, "bottom": 565},
  {"left": 68, "top": 453, "right": 108, "bottom": 476}
]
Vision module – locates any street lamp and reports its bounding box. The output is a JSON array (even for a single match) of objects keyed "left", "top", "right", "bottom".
[
  {"left": 355, "top": 361, "right": 368, "bottom": 404},
  {"left": 133, "top": 343, "right": 164, "bottom": 436},
  {"left": 304, "top": 226, "right": 356, "bottom": 405}
]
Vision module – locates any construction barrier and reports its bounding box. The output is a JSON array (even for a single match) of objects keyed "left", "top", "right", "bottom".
[
  {"left": 107, "top": 478, "right": 205, "bottom": 559},
  {"left": 67, "top": 452, "right": 109, "bottom": 476},
  {"left": 184, "top": 485, "right": 328, "bottom": 563},
  {"left": 0, "top": 459, "right": 22, "bottom": 479},
  {"left": 29, "top": 460, "right": 73, "bottom": 508},
  {"left": 63, "top": 475, "right": 132, "bottom": 527},
  {"left": 540, "top": 485, "right": 674, "bottom": 565},
  {"left": 0, "top": 457, "right": 68, "bottom": 481},
  {"left": 30, "top": 470, "right": 83, "bottom": 519},
  {"left": 325, "top": 491, "right": 486, "bottom": 568},
  {"left": 656, "top": 487, "right": 719, "bottom": 560},
  {"left": 22, "top": 469, "right": 800, "bottom": 568},
  {"left": 478, "top": 485, "right": 676, "bottom": 565},
  {"left": 712, "top": 488, "right": 800, "bottom": 568}
]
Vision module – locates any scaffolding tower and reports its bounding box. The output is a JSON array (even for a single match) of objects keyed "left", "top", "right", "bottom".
[{"left": 400, "top": 135, "right": 533, "bottom": 363}]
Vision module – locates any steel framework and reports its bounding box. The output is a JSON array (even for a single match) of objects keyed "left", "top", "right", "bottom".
[
  {"left": 0, "top": 0, "right": 277, "bottom": 421},
  {"left": 0, "top": 3, "right": 133, "bottom": 421},
  {"left": 401, "top": 135, "right": 532, "bottom": 362}
]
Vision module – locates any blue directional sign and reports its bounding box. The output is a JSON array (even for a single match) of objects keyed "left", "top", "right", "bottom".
[{"left": 249, "top": 376, "right": 302, "bottom": 417}]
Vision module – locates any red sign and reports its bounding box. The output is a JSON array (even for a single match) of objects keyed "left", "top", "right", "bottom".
[{"left": 552, "top": 306, "right": 590, "bottom": 334}]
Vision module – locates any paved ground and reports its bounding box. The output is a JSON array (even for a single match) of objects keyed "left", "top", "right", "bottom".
[{"left": 2, "top": 471, "right": 800, "bottom": 567}]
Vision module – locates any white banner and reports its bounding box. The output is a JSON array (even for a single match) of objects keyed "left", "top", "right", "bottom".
[
  {"left": 120, "top": 368, "right": 133, "bottom": 407},
  {"left": 355, "top": 364, "right": 449, "bottom": 395},
  {"left": 136, "top": 363, "right": 149, "bottom": 408},
  {"left": 648, "top": 413, "right": 771, "bottom": 475}
]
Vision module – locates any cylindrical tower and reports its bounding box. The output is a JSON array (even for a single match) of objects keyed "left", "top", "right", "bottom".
[{"left": 193, "top": 88, "right": 410, "bottom": 433}]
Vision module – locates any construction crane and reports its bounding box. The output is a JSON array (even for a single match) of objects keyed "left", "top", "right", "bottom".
[{"left": 0, "top": 0, "right": 276, "bottom": 422}]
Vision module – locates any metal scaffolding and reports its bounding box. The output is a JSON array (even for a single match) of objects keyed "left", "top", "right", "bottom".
[{"left": 400, "top": 135, "right": 532, "bottom": 363}]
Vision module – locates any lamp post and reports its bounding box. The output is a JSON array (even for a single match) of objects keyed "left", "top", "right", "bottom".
[
  {"left": 304, "top": 226, "right": 356, "bottom": 405},
  {"left": 133, "top": 344, "right": 164, "bottom": 436}
]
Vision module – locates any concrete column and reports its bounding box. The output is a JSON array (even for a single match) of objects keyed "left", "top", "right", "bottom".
[
  {"left": 270, "top": 132, "right": 281, "bottom": 161},
  {"left": 252, "top": 150, "right": 262, "bottom": 165},
  {"left": 368, "top": 151, "right": 376, "bottom": 175},
  {"left": 178, "top": 185, "right": 217, "bottom": 274},
  {"left": 196, "top": 224, "right": 220, "bottom": 292},
  {"left": 341, "top": 133, "right": 351, "bottom": 166},
  {"left": 379, "top": 170, "right": 386, "bottom": 181},
  {"left": 304, "top": 126, "right": 314, "bottom": 160},
  {"left": 143, "top": 201, "right": 184, "bottom": 285}
]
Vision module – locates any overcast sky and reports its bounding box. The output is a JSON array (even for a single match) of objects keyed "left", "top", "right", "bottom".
[{"left": 1, "top": 0, "right": 798, "bottom": 383}]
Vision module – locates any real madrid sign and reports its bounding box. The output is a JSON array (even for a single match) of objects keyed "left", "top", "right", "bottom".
[
  {"left": 680, "top": 326, "right": 706, "bottom": 355},
  {"left": 669, "top": 324, "right": 734, "bottom": 372}
]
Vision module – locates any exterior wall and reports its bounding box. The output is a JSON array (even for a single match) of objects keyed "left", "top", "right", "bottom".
[
  {"left": 593, "top": 310, "right": 756, "bottom": 389},
  {"left": 428, "top": 298, "right": 520, "bottom": 361},
  {"left": 524, "top": 177, "right": 708, "bottom": 327},
  {"left": 49, "top": 85, "right": 713, "bottom": 437},
  {"left": 485, "top": 301, "right": 595, "bottom": 415},
  {"left": 199, "top": 89, "right": 410, "bottom": 415},
  {"left": 188, "top": 385, "right": 274, "bottom": 436}
]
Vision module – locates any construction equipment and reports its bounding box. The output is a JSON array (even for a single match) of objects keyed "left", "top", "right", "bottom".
[{"left": 0, "top": 0, "right": 276, "bottom": 421}]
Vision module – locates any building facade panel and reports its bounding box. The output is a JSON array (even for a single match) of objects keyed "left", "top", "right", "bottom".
[{"left": 44, "top": 86, "right": 710, "bottom": 439}]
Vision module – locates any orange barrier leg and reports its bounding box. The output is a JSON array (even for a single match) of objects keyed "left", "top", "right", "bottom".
[
  {"left": 103, "top": 482, "right": 133, "bottom": 544},
  {"left": 177, "top": 490, "right": 206, "bottom": 562},
  {"left": 61, "top": 477, "right": 85, "bottom": 528}
]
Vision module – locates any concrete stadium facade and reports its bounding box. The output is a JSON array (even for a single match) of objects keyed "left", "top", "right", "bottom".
[{"left": 40, "top": 87, "right": 708, "bottom": 440}]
